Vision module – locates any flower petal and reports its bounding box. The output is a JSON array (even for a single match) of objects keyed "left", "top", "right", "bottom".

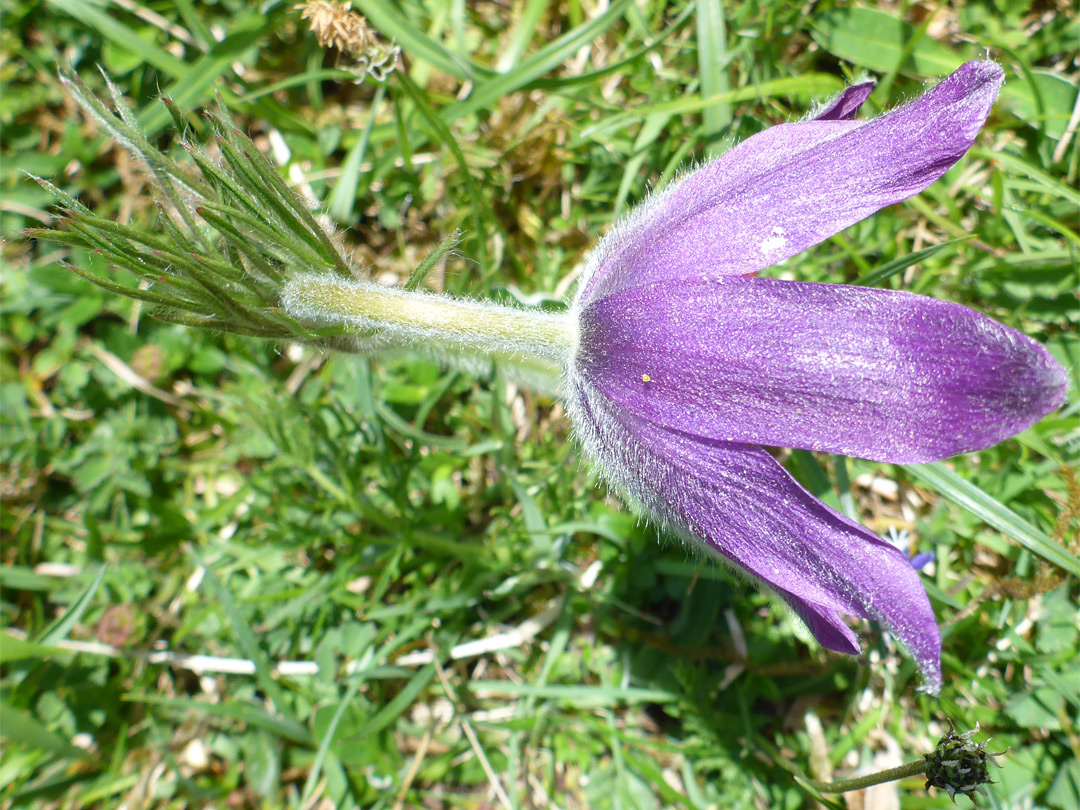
[
  {"left": 566, "top": 374, "right": 943, "bottom": 691},
  {"left": 577, "top": 118, "right": 862, "bottom": 303},
  {"left": 812, "top": 80, "right": 875, "bottom": 121},
  {"left": 774, "top": 590, "right": 860, "bottom": 656},
  {"left": 576, "top": 277, "right": 1067, "bottom": 463},
  {"left": 910, "top": 551, "right": 937, "bottom": 570},
  {"left": 577, "top": 61, "right": 1003, "bottom": 304}
]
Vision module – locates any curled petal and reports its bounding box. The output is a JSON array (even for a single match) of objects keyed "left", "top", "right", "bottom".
[
  {"left": 566, "top": 375, "right": 943, "bottom": 692},
  {"left": 812, "top": 80, "right": 875, "bottom": 121},
  {"left": 577, "top": 61, "right": 1004, "bottom": 304},
  {"left": 576, "top": 277, "right": 1067, "bottom": 463},
  {"left": 775, "top": 590, "right": 860, "bottom": 656}
]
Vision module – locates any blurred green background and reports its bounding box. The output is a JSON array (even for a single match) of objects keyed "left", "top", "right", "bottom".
[{"left": 1, "top": 1, "right": 1077, "bottom": 808}]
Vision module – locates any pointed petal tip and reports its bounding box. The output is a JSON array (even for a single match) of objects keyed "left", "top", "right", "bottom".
[
  {"left": 1033, "top": 347, "right": 1069, "bottom": 417},
  {"left": 1044, "top": 352, "right": 1070, "bottom": 410},
  {"left": 946, "top": 333, "right": 1070, "bottom": 461},
  {"left": 936, "top": 60, "right": 1005, "bottom": 132},
  {"left": 782, "top": 585, "right": 943, "bottom": 695},
  {"left": 958, "top": 59, "right": 1006, "bottom": 85},
  {"left": 917, "top": 674, "right": 943, "bottom": 697},
  {"left": 906, "top": 632, "right": 944, "bottom": 696},
  {"left": 895, "top": 335, "right": 1068, "bottom": 464},
  {"left": 944, "top": 60, "right": 1005, "bottom": 102}
]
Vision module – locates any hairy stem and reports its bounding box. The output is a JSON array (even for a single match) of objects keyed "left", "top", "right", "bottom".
[
  {"left": 806, "top": 759, "right": 926, "bottom": 794},
  {"left": 283, "top": 275, "right": 576, "bottom": 363}
]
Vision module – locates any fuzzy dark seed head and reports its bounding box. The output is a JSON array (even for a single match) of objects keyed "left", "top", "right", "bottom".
[{"left": 924, "top": 727, "right": 1003, "bottom": 803}]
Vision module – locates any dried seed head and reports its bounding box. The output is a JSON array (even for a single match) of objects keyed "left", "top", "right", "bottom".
[{"left": 295, "top": 1, "right": 399, "bottom": 81}]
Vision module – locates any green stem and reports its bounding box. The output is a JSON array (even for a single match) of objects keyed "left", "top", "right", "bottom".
[
  {"left": 806, "top": 759, "right": 926, "bottom": 794},
  {"left": 282, "top": 276, "right": 574, "bottom": 392}
]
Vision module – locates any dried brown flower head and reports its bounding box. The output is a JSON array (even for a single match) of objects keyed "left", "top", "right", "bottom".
[{"left": 295, "top": 1, "right": 399, "bottom": 81}]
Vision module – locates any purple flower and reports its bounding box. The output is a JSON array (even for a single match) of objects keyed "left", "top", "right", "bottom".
[
  {"left": 909, "top": 552, "right": 937, "bottom": 572},
  {"left": 564, "top": 62, "right": 1067, "bottom": 694}
]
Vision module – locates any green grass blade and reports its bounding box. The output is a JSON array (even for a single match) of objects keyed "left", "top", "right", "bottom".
[
  {"left": 124, "top": 695, "right": 314, "bottom": 746},
  {"left": 36, "top": 564, "right": 107, "bottom": 645},
  {"left": 908, "top": 463, "right": 1079, "bottom": 577},
  {"left": 341, "top": 664, "right": 436, "bottom": 743},
  {"left": 999, "top": 68, "right": 1079, "bottom": 142},
  {"left": 394, "top": 70, "right": 487, "bottom": 273},
  {"left": 449, "top": 0, "right": 633, "bottom": 120},
  {"left": 190, "top": 549, "right": 302, "bottom": 729},
  {"left": 495, "top": 0, "right": 550, "bottom": 73},
  {"left": 0, "top": 634, "right": 67, "bottom": 664},
  {"left": 532, "top": 2, "right": 696, "bottom": 92},
  {"left": 299, "top": 660, "right": 372, "bottom": 804},
  {"left": 171, "top": 0, "right": 214, "bottom": 50},
  {"left": 696, "top": 0, "right": 731, "bottom": 140},
  {"left": 328, "top": 85, "right": 385, "bottom": 223},
  {"left": 234, "top": 69, "right": 367, "bottom": 104},
  {"left": 853, "top": 237, "right": 970, "bottom": 287},
  {"left": 585, "top": 74, "right": 845, "bottom": 135},
  {"left": 0, "top": 701, "right": 95, "bottom": 761},
  {"left": 974, "top": 148, "right": 1080, "bottom": 206},
  {"left": 623, "top": 747, "right": 703, "bottom": 809},
  {"left": 137, "top": 15, "right": 278, "bottom": 135},
  {"left": 47, "top": 0, "right": 187, "bottom": 77},
  {"left": 466, "top": 682, "right": 678, "bottom": 705},
  {"left": 810, "top": 6, "right": 963, "bottom": 76},
  {"left": 1004, "top": 205, "right": 1080, "bottom": 247}
]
